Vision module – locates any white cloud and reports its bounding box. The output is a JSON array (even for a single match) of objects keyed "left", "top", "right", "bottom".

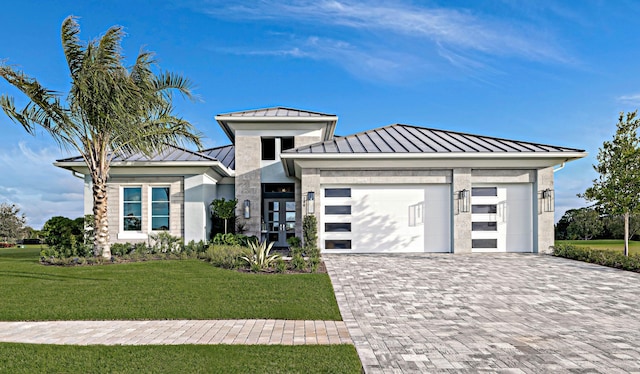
[
  {"left": 0, "top": 141, "right": 83, "bottom": 229},
  {"left": 617, "top": 94, "right": 640, "bottom": 105},
  {"left": 200, "top": 0, "right": 571, "bottom": 80}
]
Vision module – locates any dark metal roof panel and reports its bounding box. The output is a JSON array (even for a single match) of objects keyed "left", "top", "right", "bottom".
[
  {"left": 287, "top": 124, "right": 585, "bottom": 155},
  {"left": 201, "top": 144, "right": 235, "bottom": 170}
]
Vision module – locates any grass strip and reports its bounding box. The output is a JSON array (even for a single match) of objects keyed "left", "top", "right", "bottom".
[{"left": 0, "top": 343, "right": 362, "bottom": 374}]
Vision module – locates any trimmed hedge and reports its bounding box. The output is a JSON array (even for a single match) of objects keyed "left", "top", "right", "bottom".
[{"left": 552, "top": 244, "right": 640, "bottom": 273}]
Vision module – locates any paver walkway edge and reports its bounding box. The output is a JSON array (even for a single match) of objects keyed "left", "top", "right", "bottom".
[{"left": 0, "top": 320, "right": 352, "bottom": 346}]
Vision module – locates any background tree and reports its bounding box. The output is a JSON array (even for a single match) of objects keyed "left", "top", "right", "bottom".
[
  {"left": 603, "top": 214, "right": 640, "bottom": 240},
  {"left": 0, "top": 203, "right": 26, "bottom": 242},
  {"left": 0, "top": 16, "right": 201, "bottom": 257},
  {"left": 581, "top": 111, "right": 640, "bottom": 256},
  {"left": 565, "top": 207, "right": 604, "bottom": 240},
  {"left": 210, "top": 198, "right": 237, "bottom": 235}
]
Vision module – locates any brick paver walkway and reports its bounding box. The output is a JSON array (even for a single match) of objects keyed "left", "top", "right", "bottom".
[
  {"left": 0, "top": 320, "right": 351, "bottom": 346},
  {"left": 325, "top": 253, "right": 640, "bottom": 373}
]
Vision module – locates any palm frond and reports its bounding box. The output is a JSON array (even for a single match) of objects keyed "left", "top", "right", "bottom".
[
  {"left": 61, "top": 16, "right": 84, "bottom": 79},
  {"left": 95, "top": 25, "right": 126, "bottom": 69}
]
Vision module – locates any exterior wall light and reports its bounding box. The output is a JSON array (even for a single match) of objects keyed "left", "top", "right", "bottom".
[
  {"left": 307, "top": 191, "right": 315, "bottom": 214},
  {"left": 458, "top": 189, "right": 470, "bottom": 213},
  {"left": 243, "top": 199, "right": 251, "bottom": 219},
  {"left": 541, "top": 189, "right": 554, "bottom": 212}
]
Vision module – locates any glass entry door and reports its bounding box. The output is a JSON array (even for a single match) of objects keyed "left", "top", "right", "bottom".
[{"left": 264, "top": 199, "right": 296, "bottom": 247}]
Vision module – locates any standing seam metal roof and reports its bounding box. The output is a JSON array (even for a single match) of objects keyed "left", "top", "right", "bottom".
[
  {"left": 217, "top": 106, "right": 335, "bottom": 118},
  {"left": 56, "top": 145, "right": 221, "bottom": 164},
  {"left": 284, "top": 124, "right": 585, "bottom": 154},
  {"left": 201, "top": 144, "right": 235, "bottom": 170}
]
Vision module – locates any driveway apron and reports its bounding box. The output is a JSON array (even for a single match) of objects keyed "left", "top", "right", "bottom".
[{"left": 324, "top": 253, "right": 640, "bottom": 373}]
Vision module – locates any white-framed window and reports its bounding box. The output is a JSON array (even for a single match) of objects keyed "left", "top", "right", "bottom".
[
  {"left": 150, "top": 186, "right": 170, "bottom": 231},
  {"left": 123, "top": 186, "right": 142, "bottom": 231}
]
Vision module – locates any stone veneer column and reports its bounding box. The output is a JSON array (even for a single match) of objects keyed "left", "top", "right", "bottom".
[
  {"left": 234, "top": 136, "right": 262, "bottom": 237},
  {"left": 537, "top": 167, "right": 555, "bottom": 254},
  {"left": 452, "top": 168, "right": 472, "bottom": 254},
  {"left": 300, "top": 168, "right": 320, "bottom": 247}
]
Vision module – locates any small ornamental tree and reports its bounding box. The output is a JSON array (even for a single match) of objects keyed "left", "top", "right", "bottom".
[
  {"left": 0, "top": 203, "right": 26, "bottom": 242},
  {"left": 210, "top": 198, "right": 237, "bottom": 235},
  {"left": 581, "top": 111, "right": 640, "bottom": 256}
]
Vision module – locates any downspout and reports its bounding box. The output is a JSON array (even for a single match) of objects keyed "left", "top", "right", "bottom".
[{"left": 553, "top": 162, "right": 566, "bottom": 173}]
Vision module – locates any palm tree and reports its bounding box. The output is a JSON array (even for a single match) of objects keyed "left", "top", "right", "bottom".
[{"left": 0, "top": 16, "right": 202, "bottom": 258}]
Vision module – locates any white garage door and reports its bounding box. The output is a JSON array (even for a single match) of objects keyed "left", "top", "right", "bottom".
[
  {"left": 471, "top": 184, "right": 533, "bottom": 252},
  {"left": 320, "top": 185, "right": 451, "bottom": 253}
]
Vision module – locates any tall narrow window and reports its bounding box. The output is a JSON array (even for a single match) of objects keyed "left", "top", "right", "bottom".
[
  {"left": 261, "top": 137, "right": 276, "bottom": 160},
  {"left": 123, "top": 187, "right": 142, "bottom": 231},
  {"left": 151, "top": 187, "right": 170, "bottom": 231}
]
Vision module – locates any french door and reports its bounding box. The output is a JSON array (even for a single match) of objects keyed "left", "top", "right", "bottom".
[{"left": 263, "top": 199, "right": 296, "bottom": 247}]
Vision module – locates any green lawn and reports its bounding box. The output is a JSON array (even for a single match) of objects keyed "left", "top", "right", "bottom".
[
  {"left": 0, "top": 343, "right": 362, "bottom": 373},
  {"left": 555, "top": 239, "right": 640, "bottom": 256},
  {"left": 0, "top": 246, "right": 342, "bottom": 321}
]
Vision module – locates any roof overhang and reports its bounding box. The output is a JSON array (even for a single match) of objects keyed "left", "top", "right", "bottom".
[
  {"left": 215, "top": 115, "right": 338, "bottom": 143},
  {"left": 280, "top": 151, "right": 588, "bottom": 179},
  {"left": 54, "top": 160, "right": 236, "bottom": 179}
]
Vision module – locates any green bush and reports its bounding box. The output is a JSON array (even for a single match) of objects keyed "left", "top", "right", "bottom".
[
  {"left": 149, "top": 232, "right": 183, "bottom": 253},
  {"left": 184, "top": 240, "right": 208, "bottom": 255},
  {"left": 203, "top": 245, "right": 248, "bottom": 269},
  {"left": 552, "top": 244, "right": 640, "bottom": 272},
  {"left": 212, "top": 233, "right": 258, "bottom": 247}
]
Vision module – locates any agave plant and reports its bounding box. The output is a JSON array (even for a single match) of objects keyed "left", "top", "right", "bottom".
[{"left": 241, "top": 240, "right": 279, "bottom": 271}]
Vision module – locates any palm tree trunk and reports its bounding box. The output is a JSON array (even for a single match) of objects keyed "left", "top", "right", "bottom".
[
  {"left": 624, "top": 211, "right": 630, "bottom": 257},
  {"left": 92, "top": 175, "right": 111, "bottom": 258}
]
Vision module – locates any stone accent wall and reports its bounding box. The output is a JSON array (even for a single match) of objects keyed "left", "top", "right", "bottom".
[
  {"left": 452, "top": 168, "right": 472, "bottom": 254},
  {"left": 536, "top": 167, "right": 555, "bottom": 254},
  {"left": 234, "top": 136, "right": 262, "bottom": 236},
  {"left": 106, "top": 176, "right": 183, "bottom": 244},
  {"left": 300, "top": 168, "right": 320, "bottom": 247}
]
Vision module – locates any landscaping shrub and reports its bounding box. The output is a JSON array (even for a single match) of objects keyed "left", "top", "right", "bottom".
[
  {"left": 149, "top": 232, "right": 183, "bottom": 253},
  {"left": 202, "top": 245, "right": 248, "bottom": 269},
  {"left": 212, "top": 233, "right": 258, "bottom": 247},
  {"left": 241, "top": 241, "right": 280, "bottom": 271},
  {"left": 552, "top": 244, "right": 640, "bottom": 273},
  {"left": 0, "top": 243, "right": 13, "bottom": 248}
]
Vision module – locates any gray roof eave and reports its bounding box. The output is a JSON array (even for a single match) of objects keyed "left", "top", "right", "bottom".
[
  {"left": 280, "top": 151, "right": 588, "bottom": 160},
  {"left": 54, "top": 160, "right": 236, "bottom": 177}
]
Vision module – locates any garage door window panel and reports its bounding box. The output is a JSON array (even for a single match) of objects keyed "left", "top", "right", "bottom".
[
  {"left": 325, "top": 188, "right": 351, "bottom": 198},
  {"left": 325, "top": 223, "right": 351, "bottom": 232},
  {"left": 325, "top": 240, "right": 351, "bottom": 249},
  {"left": 325, "top": 205, "right": 351, "bottom": 215}
]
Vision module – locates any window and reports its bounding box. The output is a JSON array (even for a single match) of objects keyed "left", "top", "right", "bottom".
[
  {"left": 472, "top": 239, "right": 498, "bottom": 248},
  {"left": 325, "top": 240, "right": 351, "bottom": 249},
  {"left": 325, "top": 223, "right": 351, "bottom": 232},
  {"left": 325, "top": 188, "right": 351, "bottom": 198},
  {"left": 151, "top": 187, "right": 170, "bottom": 231},
  {"left": 123, "top": 187, "right": 142, "bottom": 231},
  {"left": 261, "top": 137, "right": 276, "bottom": 160},
  {"left": 472, "top": 222, "right": 497, "bottom": 231},
  {"left": 325, "top": 205, "right": 351, "bottom": 215},
  {"left": 472, "top": 204, "right": 497, "bottom": 214},
  {"left": 281, "top": 137, "right": 295, "bottom": 151},
  {"left": 472, "top": 187, "right": 497, "bottom": 196}
]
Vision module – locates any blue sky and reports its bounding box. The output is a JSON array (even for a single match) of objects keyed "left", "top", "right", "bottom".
[{"left": 1, "top": 0, "right": 640, "bottom": 228}]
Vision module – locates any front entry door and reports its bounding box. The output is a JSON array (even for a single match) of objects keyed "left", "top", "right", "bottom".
[{"left": 264, "top": 199, "right": 296, "bottom": 247}]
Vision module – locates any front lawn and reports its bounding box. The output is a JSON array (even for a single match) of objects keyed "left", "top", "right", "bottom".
[
  {"left": 555, "top": 239, "right": 640, "bottom": 256},
  {"left": 0, "top": 246, "right": 341, "bottom": 321},
  {"left": 0, "top": 343, "right": 362, "bottom": 374}
]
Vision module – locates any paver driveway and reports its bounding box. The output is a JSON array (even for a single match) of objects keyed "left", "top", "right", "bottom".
[{"left": 324, "top": 253, "right": 640, "bottom": 373}]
